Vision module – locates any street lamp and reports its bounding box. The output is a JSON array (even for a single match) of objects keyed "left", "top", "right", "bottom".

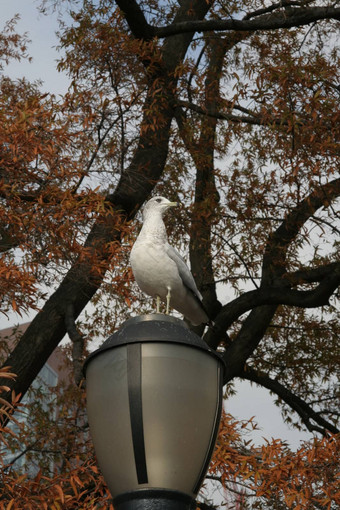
[{"left": 84, "top": 314, "right": 225, "bottom": 510}]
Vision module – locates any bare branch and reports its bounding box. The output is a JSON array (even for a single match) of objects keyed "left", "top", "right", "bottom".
[
  {"left": 154, "top": 7, "right": 340, "bottom": 38},
  {"left": 240, "top": 366, "right": 339, "bottom": 435},
  {"left": 65, "top": 303, "right": 85, "bottom": 387},
  {"left": 205, "top": 264, "right": 339, "bottom": 351},
  {"left": 177, "top": 99, "right": 264, "bottom": 125},
  {"left": 243, "top": 0, "right": 312, "bottom": 20},
  {"left": 286, "top": 262, "right": 340, "bottom": 285},
  {"left": 262, "top": 178, "right": 340, "bottom": 283},
  {"left": 205, "top": 179, "right": 340, "bottom": 373}
]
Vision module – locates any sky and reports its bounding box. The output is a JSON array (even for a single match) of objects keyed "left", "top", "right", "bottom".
[
  {"left": 1, "top": 0, "right": 70, "bottom": 95},
  {"left": 0, "top": 0, "right": 313, "bottom": 450}
]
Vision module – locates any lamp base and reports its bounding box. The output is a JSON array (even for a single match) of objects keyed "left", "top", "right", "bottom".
[{"left": 113, "top": 489, "right": 195, "bottom": 510}]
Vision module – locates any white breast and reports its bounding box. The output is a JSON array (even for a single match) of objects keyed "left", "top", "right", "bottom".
[{"left": 130, "top": 239, "right": 181, "bottom": 299}]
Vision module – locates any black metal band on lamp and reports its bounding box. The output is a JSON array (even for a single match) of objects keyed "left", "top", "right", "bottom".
[
  {"left": 127, "top": 343, "right": 148, "bottom": 485},
  {"left": 84, "top": 314, "right": 225, "bottom": 510}
]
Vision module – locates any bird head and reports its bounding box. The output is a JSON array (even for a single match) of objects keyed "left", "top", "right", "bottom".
[{"left": 142, "top": 196, "right": 177, "bottom": 220}]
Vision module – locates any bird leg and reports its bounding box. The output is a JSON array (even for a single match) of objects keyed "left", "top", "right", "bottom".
[
  {"left": 156, "top": 295, "right": 161, "bottom": 313},
  {"left": 166, "top": 287, "right": 171, "bottom": 314}
]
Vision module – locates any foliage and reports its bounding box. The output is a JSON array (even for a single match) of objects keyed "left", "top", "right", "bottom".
[
  {"left": 0, "top": 367, "right": 113, "bottom": 509},
  {"left": 210, "top": 412, "right": 340, "bottom": 510},
  {"left": 0, "top": 1, "right": 339, "bottom": 508}
]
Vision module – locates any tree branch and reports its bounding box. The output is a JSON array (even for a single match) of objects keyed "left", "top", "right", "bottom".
[
  {"left": 177, "top": 99, "right": 264, "bottom": 125},
  {"left": 205, "top": 265, "right": 339, "bottom": 372},
  {"left": 285, "top": 262, "right": 340, "bottom": 285},
  {"left": 65, "top": 303, "right": 85, "bottom": 387},
  {"left": 0, "top": 226, "right": 19, "bottom": 253},
  {"left": 154, "top": 7, "right": 340, "bottom": 37},
  {"left": 243, "top": 0, "right": 313, "bottom": 21},
  {"left": 240, "top": 366, "right": 339, "bottom": 435},
  {"left": 196, "top": 502, "right": 218, "bottom": 510},
  {"left": 206, "top": 264, "right": 340, "bottom": 341},
  {"left": 114, "top": 0, "right": 154, "bottom": 40},
  {"left": 187, "top": 34, "right": 230, "bottom": 332},
  {"left": 221, "top": 305, "right": 278, "bottom": 382},
  {"left": 262, "top": 178, "right": 340, "bottom": 283},
  {"left": 205, "top": 179, "right": 340, "bottom": 374}
]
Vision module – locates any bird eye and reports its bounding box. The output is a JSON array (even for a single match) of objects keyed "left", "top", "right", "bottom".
[{"left": 155, "top": 198, "right": 162, "bottom": 203}]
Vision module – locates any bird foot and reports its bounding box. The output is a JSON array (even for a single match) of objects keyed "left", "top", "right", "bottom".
[
  {"left": 156, "top": 295, "right": 161, "bottom": 313},
  {"left": 166, "top": 287, "right": 171, "bottom": 314}
]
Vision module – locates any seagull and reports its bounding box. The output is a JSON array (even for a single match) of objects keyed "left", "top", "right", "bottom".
[{"left": 130, "top": 196, "right": 210, "bottom": 326}]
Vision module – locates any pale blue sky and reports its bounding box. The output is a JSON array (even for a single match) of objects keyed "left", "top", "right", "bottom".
[{"left": 2, "top": 0, "right": 69, "bottom": 94}]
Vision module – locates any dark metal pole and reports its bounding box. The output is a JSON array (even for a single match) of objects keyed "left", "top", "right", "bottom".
[{"left": 113, "top": 489, "right": 194, "bottom": 510}]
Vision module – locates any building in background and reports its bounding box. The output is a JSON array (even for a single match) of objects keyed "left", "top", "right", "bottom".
[{"left": 0, "top": 323, "right": 72, "bottom": 475}]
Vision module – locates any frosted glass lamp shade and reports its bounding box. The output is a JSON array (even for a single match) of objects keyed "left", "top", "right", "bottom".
[{"left": 84, "top": 314, "right": 224, "bottom": 509}]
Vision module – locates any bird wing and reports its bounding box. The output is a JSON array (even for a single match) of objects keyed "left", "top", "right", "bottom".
[{"left": 165, "top": 244, "right": 203, "bottom": 301}]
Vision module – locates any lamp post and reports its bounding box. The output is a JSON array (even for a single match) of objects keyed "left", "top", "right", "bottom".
[{"left": 84, "top": 314, "right": 225, "bottom": 510}]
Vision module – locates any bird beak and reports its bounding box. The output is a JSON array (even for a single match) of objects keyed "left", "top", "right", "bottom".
[{"left": 168, "top": 201, "right": 177, "bottom": 207}]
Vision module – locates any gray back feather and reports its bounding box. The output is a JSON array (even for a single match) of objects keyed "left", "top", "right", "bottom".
[{"left": 166, "top": 244, "right": 203, "bottom": 301}]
